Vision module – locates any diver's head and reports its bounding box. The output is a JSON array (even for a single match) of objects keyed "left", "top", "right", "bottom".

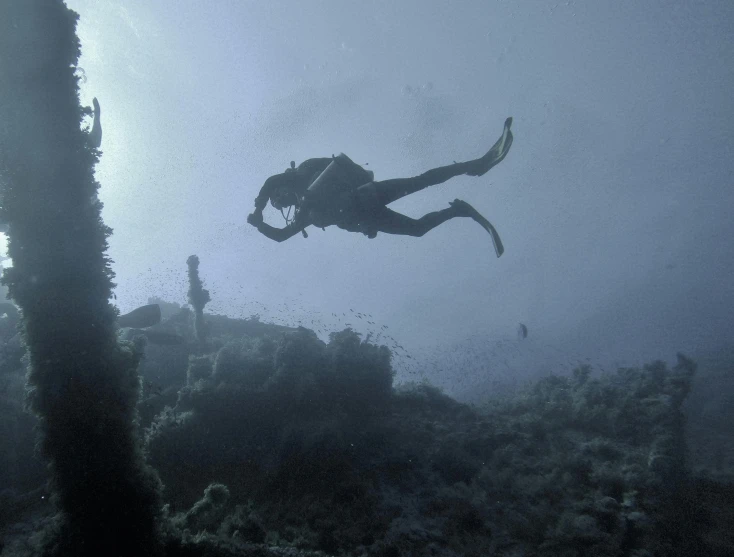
[
  {"left": 263, "top": 172, "right": 301, "bottom": 210},
  {"left": 270, "top": 186, "right": 299, "bottom": 210}
]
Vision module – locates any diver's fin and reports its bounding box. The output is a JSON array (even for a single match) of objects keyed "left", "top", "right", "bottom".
[
  {"left": 117, "top": 304, "right": 161, "bottom": 328},
  {"left": 474, "top": 212, "right": 504, "bottom": 258},
  {"left": 451, "top": 199, "right": 504, "bottom": 257},
  {"left": 481, "top": 216, "right": 504, "bottom": 258},
  {"left": 466, "top": 117, "right": 513, "bottom": 177}
]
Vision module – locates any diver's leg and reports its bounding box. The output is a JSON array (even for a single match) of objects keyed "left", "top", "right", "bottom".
[
  {"left": 357, "top": 162, "right": 470, "bottom": 207},
  {"left": 369, "top": 201, "right": 473, "bottom": 237},
  {"left": 362, "top": 117, "right": 513, "bottom": 205}
]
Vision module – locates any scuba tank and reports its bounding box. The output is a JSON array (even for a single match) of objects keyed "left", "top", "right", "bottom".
[
  {"left": 307, "top": 153, "right": 374, "bottom": 198},
  {"left": 304, "top": 153, "right": 374, "bottom": 230}
]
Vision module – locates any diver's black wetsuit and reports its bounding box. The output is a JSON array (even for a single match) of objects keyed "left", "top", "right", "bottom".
[
  {"left": 249, "top": 117, "right": 513, "bottom": 242},
  {"left": 251, "top": 159, "right": 474, "bottom": 241}
]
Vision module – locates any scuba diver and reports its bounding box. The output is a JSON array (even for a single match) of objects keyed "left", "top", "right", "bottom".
[{"left": 247, "top": 117, "right": 513, "bottom": 256}]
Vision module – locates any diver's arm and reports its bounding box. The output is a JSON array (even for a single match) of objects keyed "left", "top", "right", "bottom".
[
  {"left": 248, "top": 184, "right": 294, "bottom": 241},
  {"left": 253, "top": 185, "right": 272, "bottom": 214},
  {"left": 255, "top": 223, "right": 304, "bottom": 242},
  {"left": 247, "top": 211, "right": 308, "bottom": 242}
]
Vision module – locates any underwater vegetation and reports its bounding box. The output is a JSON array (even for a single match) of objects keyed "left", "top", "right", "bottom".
[
  {"left": 1, "top": 1, "right": 733, "bottom": 556},
  {"left": 139, "top": 342, "right": 724, "bottom": 557},
  {"left": 8, "top": 305, "right": 732, "bottom": 556},
  {"left": 4, "top": 300, "right": 734, "bottom": 556},
  {"left": 6, "top": 277, "right": 734, "bottom": 556},
  {"left": 1, "top": 0, "right": 164, "bottom": 555}
]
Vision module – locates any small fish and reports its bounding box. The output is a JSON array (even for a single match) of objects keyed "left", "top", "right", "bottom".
[{"left": 517, "top": 323, "right": 528, "bottom": 339}]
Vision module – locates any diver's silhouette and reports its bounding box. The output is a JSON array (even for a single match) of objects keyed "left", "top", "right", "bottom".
[{"left": 247, "top": 117, "right": 513, "bottom": 256}]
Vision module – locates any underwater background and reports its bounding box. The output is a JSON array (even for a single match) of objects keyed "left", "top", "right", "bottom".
[{"left": 1, "top": 0, "right": 732, "bottom": 555}]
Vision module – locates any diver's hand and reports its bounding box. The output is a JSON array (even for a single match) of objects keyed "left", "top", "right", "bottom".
[
  {"left": 92, "top": 97, "right": 100, "bottom": 114},
  {"left": 247, "top": 212, "right": 263, "bottom": 227}
]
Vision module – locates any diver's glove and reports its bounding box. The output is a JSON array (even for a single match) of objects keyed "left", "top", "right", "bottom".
[{"left": 247, "top": 211, "right": 263, "bottom": 228}]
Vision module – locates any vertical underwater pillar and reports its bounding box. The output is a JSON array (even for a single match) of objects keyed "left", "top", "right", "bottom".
[
  {"left": 0, "top": 1, "right": 164, "bottom": 555},
  {"left": 186, "top": 255, "right": 210, "bottom": 349}
]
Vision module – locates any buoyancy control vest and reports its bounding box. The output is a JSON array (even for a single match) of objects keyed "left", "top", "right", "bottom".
[{"left": 305, "top": 154, "right": 374, "bottom": 228}]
